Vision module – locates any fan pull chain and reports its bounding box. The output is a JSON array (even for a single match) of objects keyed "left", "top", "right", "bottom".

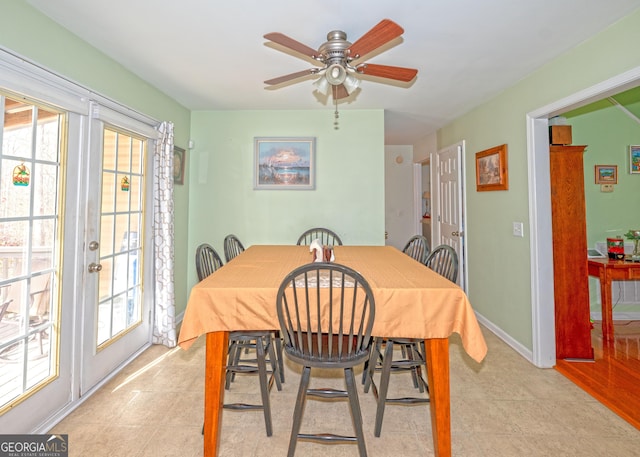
[{"left": 333, "top": 85, "right": 339, "bottom": 130}]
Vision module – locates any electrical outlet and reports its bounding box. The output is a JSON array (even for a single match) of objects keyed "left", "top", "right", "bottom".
[{"left": 513, "top": 222, "right": 524, "bottom": 238}]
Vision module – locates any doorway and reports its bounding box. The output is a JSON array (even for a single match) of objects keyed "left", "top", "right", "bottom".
[{"left": 528, "top": 66, "right": 640, "bottom": 367}]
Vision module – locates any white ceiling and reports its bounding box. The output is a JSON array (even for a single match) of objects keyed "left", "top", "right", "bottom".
[{"left": 26, "top": 0, "right": 640, "bottom": 144}]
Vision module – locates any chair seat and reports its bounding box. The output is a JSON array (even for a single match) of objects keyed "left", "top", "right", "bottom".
[{"left": 284, "top": 333, "right": 371, "bottom": 368}]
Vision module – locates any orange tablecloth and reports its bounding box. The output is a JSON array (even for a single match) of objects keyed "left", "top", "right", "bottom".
[{"left": 179, "top": 245, "right": 487, "bottom": 363}]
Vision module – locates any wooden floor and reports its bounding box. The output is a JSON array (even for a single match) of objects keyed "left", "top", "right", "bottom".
[{"left": 555, "top": 320, "right": 640, "bottom": 430}]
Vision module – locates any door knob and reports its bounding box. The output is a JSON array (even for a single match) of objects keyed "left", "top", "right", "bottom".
[
  {"left": 88, "top": 262, "right": 102, "bottom": 273},
  {"left": 452, "top": 231, "right": 460, "bottom": 237},
  {"left": 88, "top": 241, "right": 99, "bottom": 251}
]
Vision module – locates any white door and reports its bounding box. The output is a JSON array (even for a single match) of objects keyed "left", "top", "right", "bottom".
[
  {"left": 433, "top": 141, "right": 466, "bottom": 290},
  {"left": 0, "top": 94, "right": 78, "bottom": 432},
  {"left": 80, "top": 104, "right": 154, "bottom": 393}
]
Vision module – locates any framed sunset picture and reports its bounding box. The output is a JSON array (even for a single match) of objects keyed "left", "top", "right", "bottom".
[{"left": 254, "top": 137, "right": 315, "bottom": 190}]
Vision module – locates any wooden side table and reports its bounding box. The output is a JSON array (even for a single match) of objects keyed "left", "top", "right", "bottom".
[{"left": 587, "top": 258, "right": 640, "bottom": 342}]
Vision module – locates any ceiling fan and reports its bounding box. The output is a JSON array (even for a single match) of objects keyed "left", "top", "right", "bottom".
[{"left": 263, "top": 19, "right": 418, "bottom": 101}]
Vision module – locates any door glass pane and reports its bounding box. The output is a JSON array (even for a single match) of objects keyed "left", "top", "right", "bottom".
[
  {"left": 101, "top": 171, "right": 116, "bottom": 214},
  {"left": 97, "top": 127, "right": 145, "bottom": 348},
  {"left": 34, "top": 163, "right": 58, "bottom": 216},
  {"left": 99, "top": 215, "right": 115, "bottom": 257},
  {"left": 0, "top": 94, "right": 62, "bottom": 411}
]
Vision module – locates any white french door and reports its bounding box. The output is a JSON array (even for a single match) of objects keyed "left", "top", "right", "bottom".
[
  {"left": 80, "top": 104, "right": 155, "bottom": 394},
  {"left": 0, "top": 50, "right": 161, "bottom": 431},
  {"left": 433, "top": 141, "right": 466, "bottom": 290},
  {"left": 0, "top": 92, "right": 81, "bottom": 433}
]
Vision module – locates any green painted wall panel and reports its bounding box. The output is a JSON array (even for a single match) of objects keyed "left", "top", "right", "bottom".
[
  {"left": 439, "top": 9, "right": 640, "bottom": 351},
  {"left": 187, "top": 109, "right": 385, "bottom": 289}
]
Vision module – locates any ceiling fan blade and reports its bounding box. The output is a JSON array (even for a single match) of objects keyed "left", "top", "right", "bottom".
[
  {"left": 358, "top": 63, "right": 418, "bottom": 82},
  {"left": 264, "top": 69, "right": 316, "bottom": 85},
  {"left": 331, "top": 84, "right": 350, "bottom": 100},
  {"left": 264, "top": 32, "right": 318, "bottom": 59},
  {"left": 347, "top": 19, "right": 404, "bottom": 59}
]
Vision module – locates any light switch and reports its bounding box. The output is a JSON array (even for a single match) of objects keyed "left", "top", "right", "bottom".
[
  {"left": 601, "top": 184, "right": 614, "bottom": 193},
  {"left": 512, "top": 222, "right": 524, "bottom": 238}
]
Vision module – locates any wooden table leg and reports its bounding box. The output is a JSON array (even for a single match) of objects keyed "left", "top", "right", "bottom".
[
  {"left": 424, "top": 338, "right": 451, "bottom": 457},
  {"left": 599, "top": 271, "right": 614, "bottom": 342},
  {"left": 204, "top": 331, "right": 229, "bottom": 457}
]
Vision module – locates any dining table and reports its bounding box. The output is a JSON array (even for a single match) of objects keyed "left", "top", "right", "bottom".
[{"left": 178, "top": 244, "right": 488, "bottom": 457}]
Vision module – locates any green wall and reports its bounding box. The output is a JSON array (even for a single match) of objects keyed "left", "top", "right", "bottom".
[
  {"left": 187, "top": 109, "right": 385, "bottom": 289},
  {"left": 568, "top": 102, "right": 640, "bottom": 248},
  {"left": 565, "top": 97, "right": 640, "bottom": 314},
  {"left": 438, "top": 9, "right": 640, "bottom": 350},
  {"left": 0, "top": 2, "right": 192, "bottom": 314}
]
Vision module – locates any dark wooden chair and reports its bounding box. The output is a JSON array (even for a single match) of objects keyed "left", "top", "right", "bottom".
[
  {"left": 296, "top": 227, "right": 343, "bottom": 246},
  {"left": 402, "top": 235, "right": 430, "bottom": 264},
  {"left": 365, "top": 244, "right": 459, "bottom": 437},
  {"left": 277, "top": 262, "right": 375, "bottom": 456},
  {"left": 424, "top": 244, "right": 459, "bottom": 283},
  {"left": 223, "top": 234, "right": 245, "bottom": 262},
  {"left": 195, "top": 243, "right": 223, "bottom": 280},
  {"left": 195, "top": 242, "right": 281, "bottom": 436}
]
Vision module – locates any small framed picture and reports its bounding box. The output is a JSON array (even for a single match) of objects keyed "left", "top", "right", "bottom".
[
  {"left": 594, "top": 164, "right": 617, "bottom": 184},
  {"left": 475, "top": 144, "right": 508, "bottom": 191},
  {"left": 629, "top": 145, "right": 640, "bottom": 174},
  {"left": 173, "top": 146, "right": 186, "bottom": 185}
]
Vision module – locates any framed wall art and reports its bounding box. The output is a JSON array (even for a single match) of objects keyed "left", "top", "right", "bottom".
[
  {"left": 254, "top": 137, "right": 315, "bottom": 190},
  {"left": 630, "top": 145, "right": 640, "bottom": 174},
  {"left": 173, "top": 146, "right": 186, "bottom": 185},
  {"left": 594, "top": 164, "right": 617, "bottom": 184},
  {"left": 475, "top": 144, "right": 508, "bottom": 191}
]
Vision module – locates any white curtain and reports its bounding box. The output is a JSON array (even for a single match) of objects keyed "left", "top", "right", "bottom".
[{"left": 152, "top": 121, "right": 176, "bottom": 347}]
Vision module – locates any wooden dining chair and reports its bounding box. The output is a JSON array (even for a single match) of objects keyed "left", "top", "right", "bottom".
[
  {"left": 195, "top": 242, "right": 282, "bottom": 436},
  {"left": 364, "top": 244, "right": 459, "bottom": 437},
  {"left": 195, "top": 243, "right": 223, "bottom": 280},
  {"left": 424, "top": 244, "right": 459, "bottom": 283},
  {"left": 223, "top": 234, "right": 245, "bottom": 262},
  {"left": 276, "top": 262, "right": 375, "bottom": 457},
  {"left": 402, "top": 235, "right": 430, "bottom": 264},
  {"left": 296, "top": 227, "right": 343, "bottom": 246}
]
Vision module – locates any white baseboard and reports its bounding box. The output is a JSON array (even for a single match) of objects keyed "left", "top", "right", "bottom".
[{"left": 473, "top": 311, "right": 535, "bottom": 364}]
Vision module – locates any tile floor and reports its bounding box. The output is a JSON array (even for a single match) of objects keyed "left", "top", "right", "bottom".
[{"left": 51, "top": 326, "right": 640, "bottom": 456}]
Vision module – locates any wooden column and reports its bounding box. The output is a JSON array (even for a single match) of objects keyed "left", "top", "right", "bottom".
[{"left": 550, "top": 145, "right": 594, "bottom": 360}]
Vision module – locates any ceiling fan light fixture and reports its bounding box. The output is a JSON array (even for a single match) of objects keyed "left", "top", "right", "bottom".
[
  {"left": 325, "top": 63, "right": 347, "bottom": 86},
  {"left": 313, "top": 75, "right": 330, "bottom": 95},
  {"left": 343, "top": 73, "right": 360, "bottom": 95}
]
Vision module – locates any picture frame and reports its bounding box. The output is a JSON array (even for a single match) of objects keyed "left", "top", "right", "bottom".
[
  {"left": 173, "top": 146, "right": 186, "bottom": 185},
  {"left": 475, "top": 144, "right": 508, "bottom": 191},
  {"left": 594, "top": 164, "right": 617, "bottom": 184},
  {"left": 630, "top": 145, "right": 640, "bottom": 174},
  {"left": 254, "top": 137, "right": 315, "bottom": 190}
]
